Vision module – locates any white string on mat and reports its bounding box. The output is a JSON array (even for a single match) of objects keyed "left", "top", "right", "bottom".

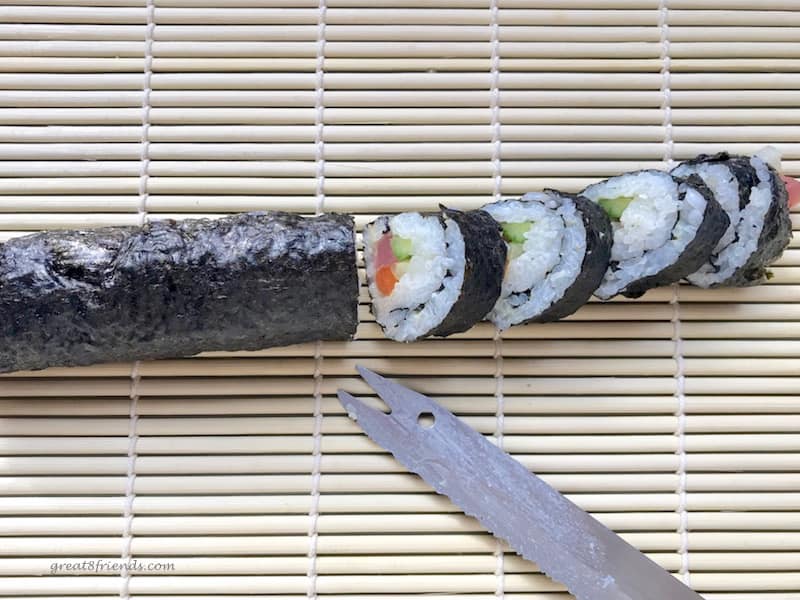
[
  {"left": 492, "top": 328, "right": 505, "bottom": 599},
  {"left": 489, "top": 1, "right": 505, "bottom": 597},
  {"left": 307, "top": 2, "right": 326, "bottom": 599},
  {"left": 670, "top": 285, "right": 691, "bottom": 585},
  {"left": 120, "top": 360, "right": 141, "bottom": 599},
  {"left": 121, "top": 2, "right": 153, "bottom": 596},
  {"left": 660, "top": 0, "right": 691, "bottom": 587},
  {"left": 137, "top": 0, "right": 154, "bottom": 226},
  {"left": 658, "top": 0, "right": 674, "bottom": 171},
  {"left": 307, "top": 340, "right": 324, "bottom": 599},
  {"left": 313, "top": 0, "right": 327, "bottom": 216},
  {"left": 489, "top": 0, "right": 502, "bottom": 205}
]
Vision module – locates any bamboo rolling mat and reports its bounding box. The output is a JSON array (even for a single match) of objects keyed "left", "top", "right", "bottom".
[{"left": 0, "top": 0, "right": 799, "bottom": 598}]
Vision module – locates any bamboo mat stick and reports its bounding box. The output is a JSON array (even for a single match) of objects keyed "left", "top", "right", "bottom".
[
  {"left": 673, "top": 58, "right": 800, "bottom": 72},
  {"left": 1, "top": 571, "right": 798, "bottom": 595},
  {"left": 1, "top": 472, "right": 799, "bottom": 495},
  {"left": 11, "top": 89, "right": 800, "bottom": 110},
  {"left": 9, "top": 375, "right": 800, "bottom": 397},
  {"left": 3, "top": 452, "right": 800, "bottom": 477},
  {"left": 1, "top": 124, "right": 688, "bottom": 142},
  {"left": 0, "top": 493, "right": 678, "bottom": 516},
  {"left": 218, "top": 338, "right": 800, "bottom": 359},
  {"left": 6, "top": 412, "right": 799, "bottom": 437},
  {"left": 5, "top": 354, "right": 800, "bottom": 379},
  {"left": 1, "top": 491, "right": 800, "bottom": 515},
  {"left": 2, "top": 414, "right": 682, "bottom": 435},
  {"left": 19, "top": 23, "right": 744, "bottom": 44},
  {"left": 0, "top": 159, "right": 676, "bottom": 178},
  {"left": 7, "top": 72, "right": 800, "bottom": 90},
  {"left": 0, "top": 452, "right": 778, "bottom": 475},
  {"left": 3, "top": 107, "right": 800, "bottom": 126},
  {"left": 2, "top": 432, "right": 799, "bottom": 457},
  {"left": 1, "top": 122, "right": 793, "bottom": 143},
  {"left": 2, "top": 510, "right": 800, "bottom": 536},
  {"left": 196, "top": 337, "right": 800, "bottom": 359},
  {"left": 1, "top": 531, "right": 797, "bottom": 556},
  {"left": 0, "top": 72, "right": 669, "bottom": 89},
  {"left": 7, "top": 54, "right": 800, "bottom": 74}
]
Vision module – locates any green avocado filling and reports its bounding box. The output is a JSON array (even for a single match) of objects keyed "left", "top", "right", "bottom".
[
  {"left": 598, "top": 196, "right": 635, "bottom": 220},
  {"left": 507, "top": 242, "right": 526, "bottom": 261},
  {"left": 501, "top": 222, "right": 532, "bottom": 264},
  {"left": 390, "top": 236, "right": 413, "bottom": 261},
  {"left": 501, "top": 221, "right": 532, "bottom": 244},
  {"left": 392, "top": 260, "right": 411, "bottom": 279}
]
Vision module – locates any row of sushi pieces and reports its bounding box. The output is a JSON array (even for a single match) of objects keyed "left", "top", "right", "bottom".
[
  {"left": 0, "top": 149, "right": 797, "bottom": 374},
  {"left": 364, "top": 149, "right": 799, "bottom": 342}
]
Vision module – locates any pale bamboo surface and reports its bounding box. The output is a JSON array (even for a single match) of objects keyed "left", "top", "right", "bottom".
[{"left": 0, "top": 1, "right": 799, "bottom": 599}]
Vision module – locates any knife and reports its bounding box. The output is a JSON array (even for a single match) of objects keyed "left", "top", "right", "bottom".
[{"left": 337, "top": 365, "right": 705, "bottom": 600}]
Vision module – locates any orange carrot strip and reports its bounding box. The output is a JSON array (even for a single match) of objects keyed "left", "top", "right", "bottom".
[{"left": 376, "top": 264, "right": 398, "bottom": 296}]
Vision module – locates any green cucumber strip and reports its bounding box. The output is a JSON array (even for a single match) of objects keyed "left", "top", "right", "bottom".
[
  {"left": 501, "top": 221, "right": 532, "bottom": 243},
  {"left": 598, "top": 196, "right": 635, "bottom": 220},
  {"left": 390, "top": 236, "right": 413, "bottom": 260}
]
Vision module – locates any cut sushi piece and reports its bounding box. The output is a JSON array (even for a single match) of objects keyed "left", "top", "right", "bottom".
[
  {"left": 581, "top": 170, "right": 729, "bottom": 299},
  {"left": 672, "top": 152, "right": 792, "bottom": 287},
  {"left": 483, "top": 190, "right": 612, "bottom": 330},
  {"left": 0, "top": 211, "right": 359, "bottom": 374},
  {"left": 364, "top": 207, "right": 506, "bottom": 342}
]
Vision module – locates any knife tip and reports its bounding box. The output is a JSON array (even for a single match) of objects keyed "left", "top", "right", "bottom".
[
  {"left": 336, "top": 389, "right": 361, "bottom": 422},
  {"left": 355, "top": 363, "right": 373, "bottom": 378}
]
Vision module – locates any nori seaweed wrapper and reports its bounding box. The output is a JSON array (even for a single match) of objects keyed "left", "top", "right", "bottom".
[
  {"left": 429, "top": 207, "right": 506, "bottom": 337},
  {"left": 677, "top": 151, "right": 758, "bottom": 211},
  {"left": 675, "top": 152, "right": 791, "bottom": 287},
  {"left": 622, "top": 174, "right": 730, "bottom": 298},
  {"left": 0, "top": 211, "right": 359, "bottom": 374},
  {"left": 725, "top": 163, "right": 792, "bottom": 286},
  {"left": 533, "top": 192, "right": 612, "bottom": 322}
]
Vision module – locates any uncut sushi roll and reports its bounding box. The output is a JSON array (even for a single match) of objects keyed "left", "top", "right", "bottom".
[
  {"left": 482, "top": 190, "right": 612, "bottom": 330},
  {"left": 364, "top": 207, "right": 506, "bottom": 342},
  {"left": 672, "top": 151, "right": 792, "bottom": 287},
  {"left": 581, "top": 170, "right": 730, "bottom": 299},
  {"left": 0, "top": 211, "right": 359, "bottom": 374}
]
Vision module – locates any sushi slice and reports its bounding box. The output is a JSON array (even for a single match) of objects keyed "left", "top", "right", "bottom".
[
  {"left": 672, "top": 151, "right": 792, "bottom": 287},
  {"left": 581, "top": 170, "right": 730, "bottom": 299},
  {"left": 0, "top": 211, "right": 359, "bottom": 374},
  {"left": 482, "top": 190, "right": 612, "bottom": 330},
  {"left": 364, "top": 207, "right": 506, "bottom": 342}
]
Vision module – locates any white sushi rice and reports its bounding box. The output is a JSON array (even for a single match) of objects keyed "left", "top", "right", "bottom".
[
  {"left": 364, "top": 212, "right": 465, "bottom": 342},
  {"left": 672, "top": 161, "right": 740, "bottom": 251},
  {"left": 582, "top": 171, "right": 706, "bottom": 299},
  {"left": 483, "top": 193, "right": 585, "bottom": 330},
  {"left": 754, "top": 145, "right": 783, "bottom": 172},
  {"left": 685, "top": 156, "right": 773, "bottom": 287}
]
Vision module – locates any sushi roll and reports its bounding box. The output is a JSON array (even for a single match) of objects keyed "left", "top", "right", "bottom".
[
  {"left": 0, "top": 211, "right": 359, "bottom": 374},
  {"left": 482, "top": 190, "right": 612, "bottom": 330},
  {"left": 364, "top": 207, "right": 506, "bottom": 342},
  {"left": 581, "top": 170, "right": 730, "bottom": 299},
  {"left": 672, "top": 151, "right": 792, "bottom": 287}
]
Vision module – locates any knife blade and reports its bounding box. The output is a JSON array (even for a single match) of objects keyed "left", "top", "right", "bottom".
[{"left": 338, "top": 365, "right": 705, "bottom": 600}]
